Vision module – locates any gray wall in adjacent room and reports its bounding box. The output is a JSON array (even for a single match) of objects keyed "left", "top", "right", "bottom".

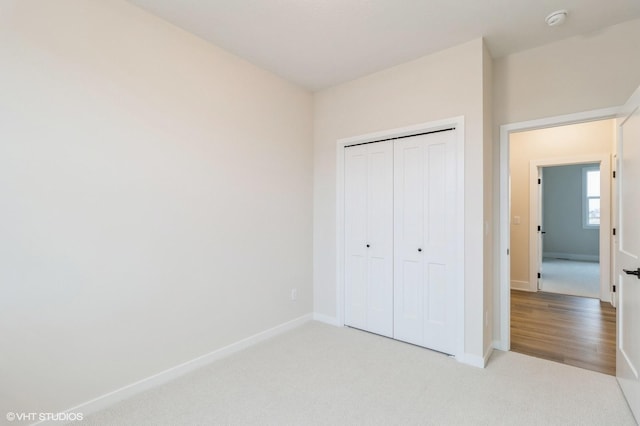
[{"left": 542, "top": 164, "right": 599, "bottom": 258}]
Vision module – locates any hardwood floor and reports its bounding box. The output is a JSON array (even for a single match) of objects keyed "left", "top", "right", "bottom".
[{"left": 510, "top": 290, "right": 616, "bottom": 376}]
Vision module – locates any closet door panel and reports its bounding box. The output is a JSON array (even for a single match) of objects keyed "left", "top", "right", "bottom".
[
  {"left": 344, "top": 146, "right": 368, "bottom": 330},
  {"left": 366, "top": 142, "right": 394, "bottom": 337},
  {"left": 422, "top": 132, "right": 457, "bottom": 354},
  {"left": 394, "top": 139, "right": 425, "bottom": 345},
  {"left": 424, "top": 141, "right": 448, "bottom": 335},
  {"left": 344, "top": 142, "right": 393, "bottom": 337},
  {"left": 395, "top": 131, "right": 457, "bottom": 355},
  {"left": 424, "top": 131, "right": 458, "bottom": 353}
]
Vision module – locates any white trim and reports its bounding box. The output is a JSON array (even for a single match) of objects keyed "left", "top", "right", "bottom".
[
  {"left": 499, "top": 106, "right": 619, "bottom": 350},
  {"left": 483, "top": 344, "right": 494, "bottom": 366},
  {"left": 454, "top": 119, "right": 466, "bottom": 365},
  {"left": 543, "top": 252, "right": 600, "bottom": 262},
  {"left": 335, "top": 116, "right": 466, "bottom": 362},
  {"left": 611, "top": 153, "right": 619, "bottom": 309},
  {"left": 456, "top": 352, "right": 487, "bottom": 368},
  {"left": 35, "top": 314, "right": 313, "bottom": 425},
  {"left": 510, "top": 280, "right": 530, "bottom": 291},
  {"left": 493, "top": 339, "right": 508, "bottom": 352},
  {"left": 529, "top": 164, "right": 542, "bottom": 292},
  {"left": 313, "top": 313, "right": 341, "bottom": 326}
]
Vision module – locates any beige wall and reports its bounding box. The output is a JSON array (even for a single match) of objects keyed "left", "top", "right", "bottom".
[
  {"left": 0, "top": 0, "right": 312, "bottom": 416},
  {"left": 509, "top": 120, "right": 615, "bottom": 288},
  {"left": 493, "top": 18, "right": 640, "bottom": 126},
  {"left": 313, "top": 39, "right": 490, "bottom": 361}
]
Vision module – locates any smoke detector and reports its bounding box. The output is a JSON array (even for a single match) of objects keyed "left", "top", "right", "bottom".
[{"left": 545, "top": 10, "right": 568, "bottom": 26}]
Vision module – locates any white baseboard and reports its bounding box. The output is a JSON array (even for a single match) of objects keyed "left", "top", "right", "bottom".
[
  {"left": 483, "top": 344, "right": 494, "bottom": 366},
  {"left": 457, "top": 340, "right": 496, "bottom": 368},
  {"left": 313, "top": 312, "right": 340, "bottom": 326},
  {"left": 36, "top": 313, "right": 313, "bottom": 425},
  {"left": 510, "top": 280, "right": 530, "bottom": 291},
  {"left": 543, "top": 252, "right": 599, "bottom": 262},
  {"left": 493, "top": 339, "right": 508, "bottom": 352},
  {"left": 456, "top": 352, "right": 486, "bottom": 368}
]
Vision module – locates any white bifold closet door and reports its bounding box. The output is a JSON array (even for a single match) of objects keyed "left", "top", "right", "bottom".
[
  {"left": 344, "top": 141, "right": 394, "bottom": 337},
  {"left": 394, "top": 131, "right": 457, "bottom": 355}
]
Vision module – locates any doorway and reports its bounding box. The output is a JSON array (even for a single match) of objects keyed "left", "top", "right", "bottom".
[
  {"left": 499, "top": 109, "right": 621, "bottom": 353},
  {"left": 538, "top": 163, "right": 601, "bottom": 298},
  {"left": 500, "top": 115, "right": 616, "bottom": 374},
  {"left": 507, "top": 122, "right": 612, "bottom": 300}
]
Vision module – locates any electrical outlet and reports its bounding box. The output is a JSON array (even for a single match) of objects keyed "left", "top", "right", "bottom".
[{"left": 291, "top": 288, "right": 297, "bottom": 301}]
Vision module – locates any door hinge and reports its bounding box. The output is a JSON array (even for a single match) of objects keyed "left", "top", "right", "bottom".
[
  {"left": 537, "top": 272, "right": 541, "bottom": 279},
  {"left": 537, "top": 225, "right": 541, "bottom": 232},
  {"left": 538, "top": 178, "right": 541, "bottom": 184},
  {"left": 613, "top": 228, "right": 616, "bottom": 236},
  {"left": 613, "top": 170, "right": 616, "bottom": 178},
  {"left": 613, "top": 285, "right": 616, "bottom": 293},
  {"left": 507, "top": 249, "right": 510, "bottom": 255}
]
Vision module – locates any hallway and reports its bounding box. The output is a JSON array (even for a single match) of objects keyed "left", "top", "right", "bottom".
[{"left": 511, "top": 290, "right": 616, "bottom": 375}]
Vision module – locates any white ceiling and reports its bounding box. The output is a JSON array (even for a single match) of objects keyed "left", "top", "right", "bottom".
[{"left": 128, "top": 0, "right": 640, "bottom": 91}]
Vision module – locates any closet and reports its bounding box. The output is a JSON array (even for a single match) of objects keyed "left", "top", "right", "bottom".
[{"left": 344, "top": 129, "right": 457, "bottom": 355}]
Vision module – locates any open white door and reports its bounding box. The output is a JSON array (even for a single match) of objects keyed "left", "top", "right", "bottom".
[{"left": 616, "top": 86, "right": 640, "bottom": 421}]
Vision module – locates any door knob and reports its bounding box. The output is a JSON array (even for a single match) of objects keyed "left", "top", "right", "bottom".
[
  {"left": 418, "top": 248, "right": 422, "bottom": 252},
  {"left": 623, "top": 268, "right": 640, "bottom": 279},
  {"left": 366, "top": 244, "right": 370, "bottom": 248}
]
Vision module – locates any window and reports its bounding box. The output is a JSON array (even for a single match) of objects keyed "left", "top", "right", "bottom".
[{"left": 582, "top": 166, "right": 600, "bottom": 228}]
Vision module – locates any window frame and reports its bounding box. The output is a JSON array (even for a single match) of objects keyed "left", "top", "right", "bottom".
[{"left": 582, "top": 165, "right": 600, "bottom": 229}]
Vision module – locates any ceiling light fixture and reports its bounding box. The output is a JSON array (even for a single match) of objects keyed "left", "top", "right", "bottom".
[{"left": 545, "top": 10, "right": 568, "bottom": 27}]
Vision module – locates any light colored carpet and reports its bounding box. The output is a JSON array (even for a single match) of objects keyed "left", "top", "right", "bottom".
[
  {"left": 541, "top": 258, "right": 600, "bottom": 299},
  {"left": 82, "top": 322, "right": 635, "bottom": 426}
]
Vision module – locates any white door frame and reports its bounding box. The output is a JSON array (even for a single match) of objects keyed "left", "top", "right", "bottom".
[
  {"left": 528, "top": 155, "right": 611, "bottom": 298},
  {"left": 498, "top": 107, "right": 619, "bottom": 351},
  {"left": 336, "top": 116, "right": 465, "bottom": 360}
]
